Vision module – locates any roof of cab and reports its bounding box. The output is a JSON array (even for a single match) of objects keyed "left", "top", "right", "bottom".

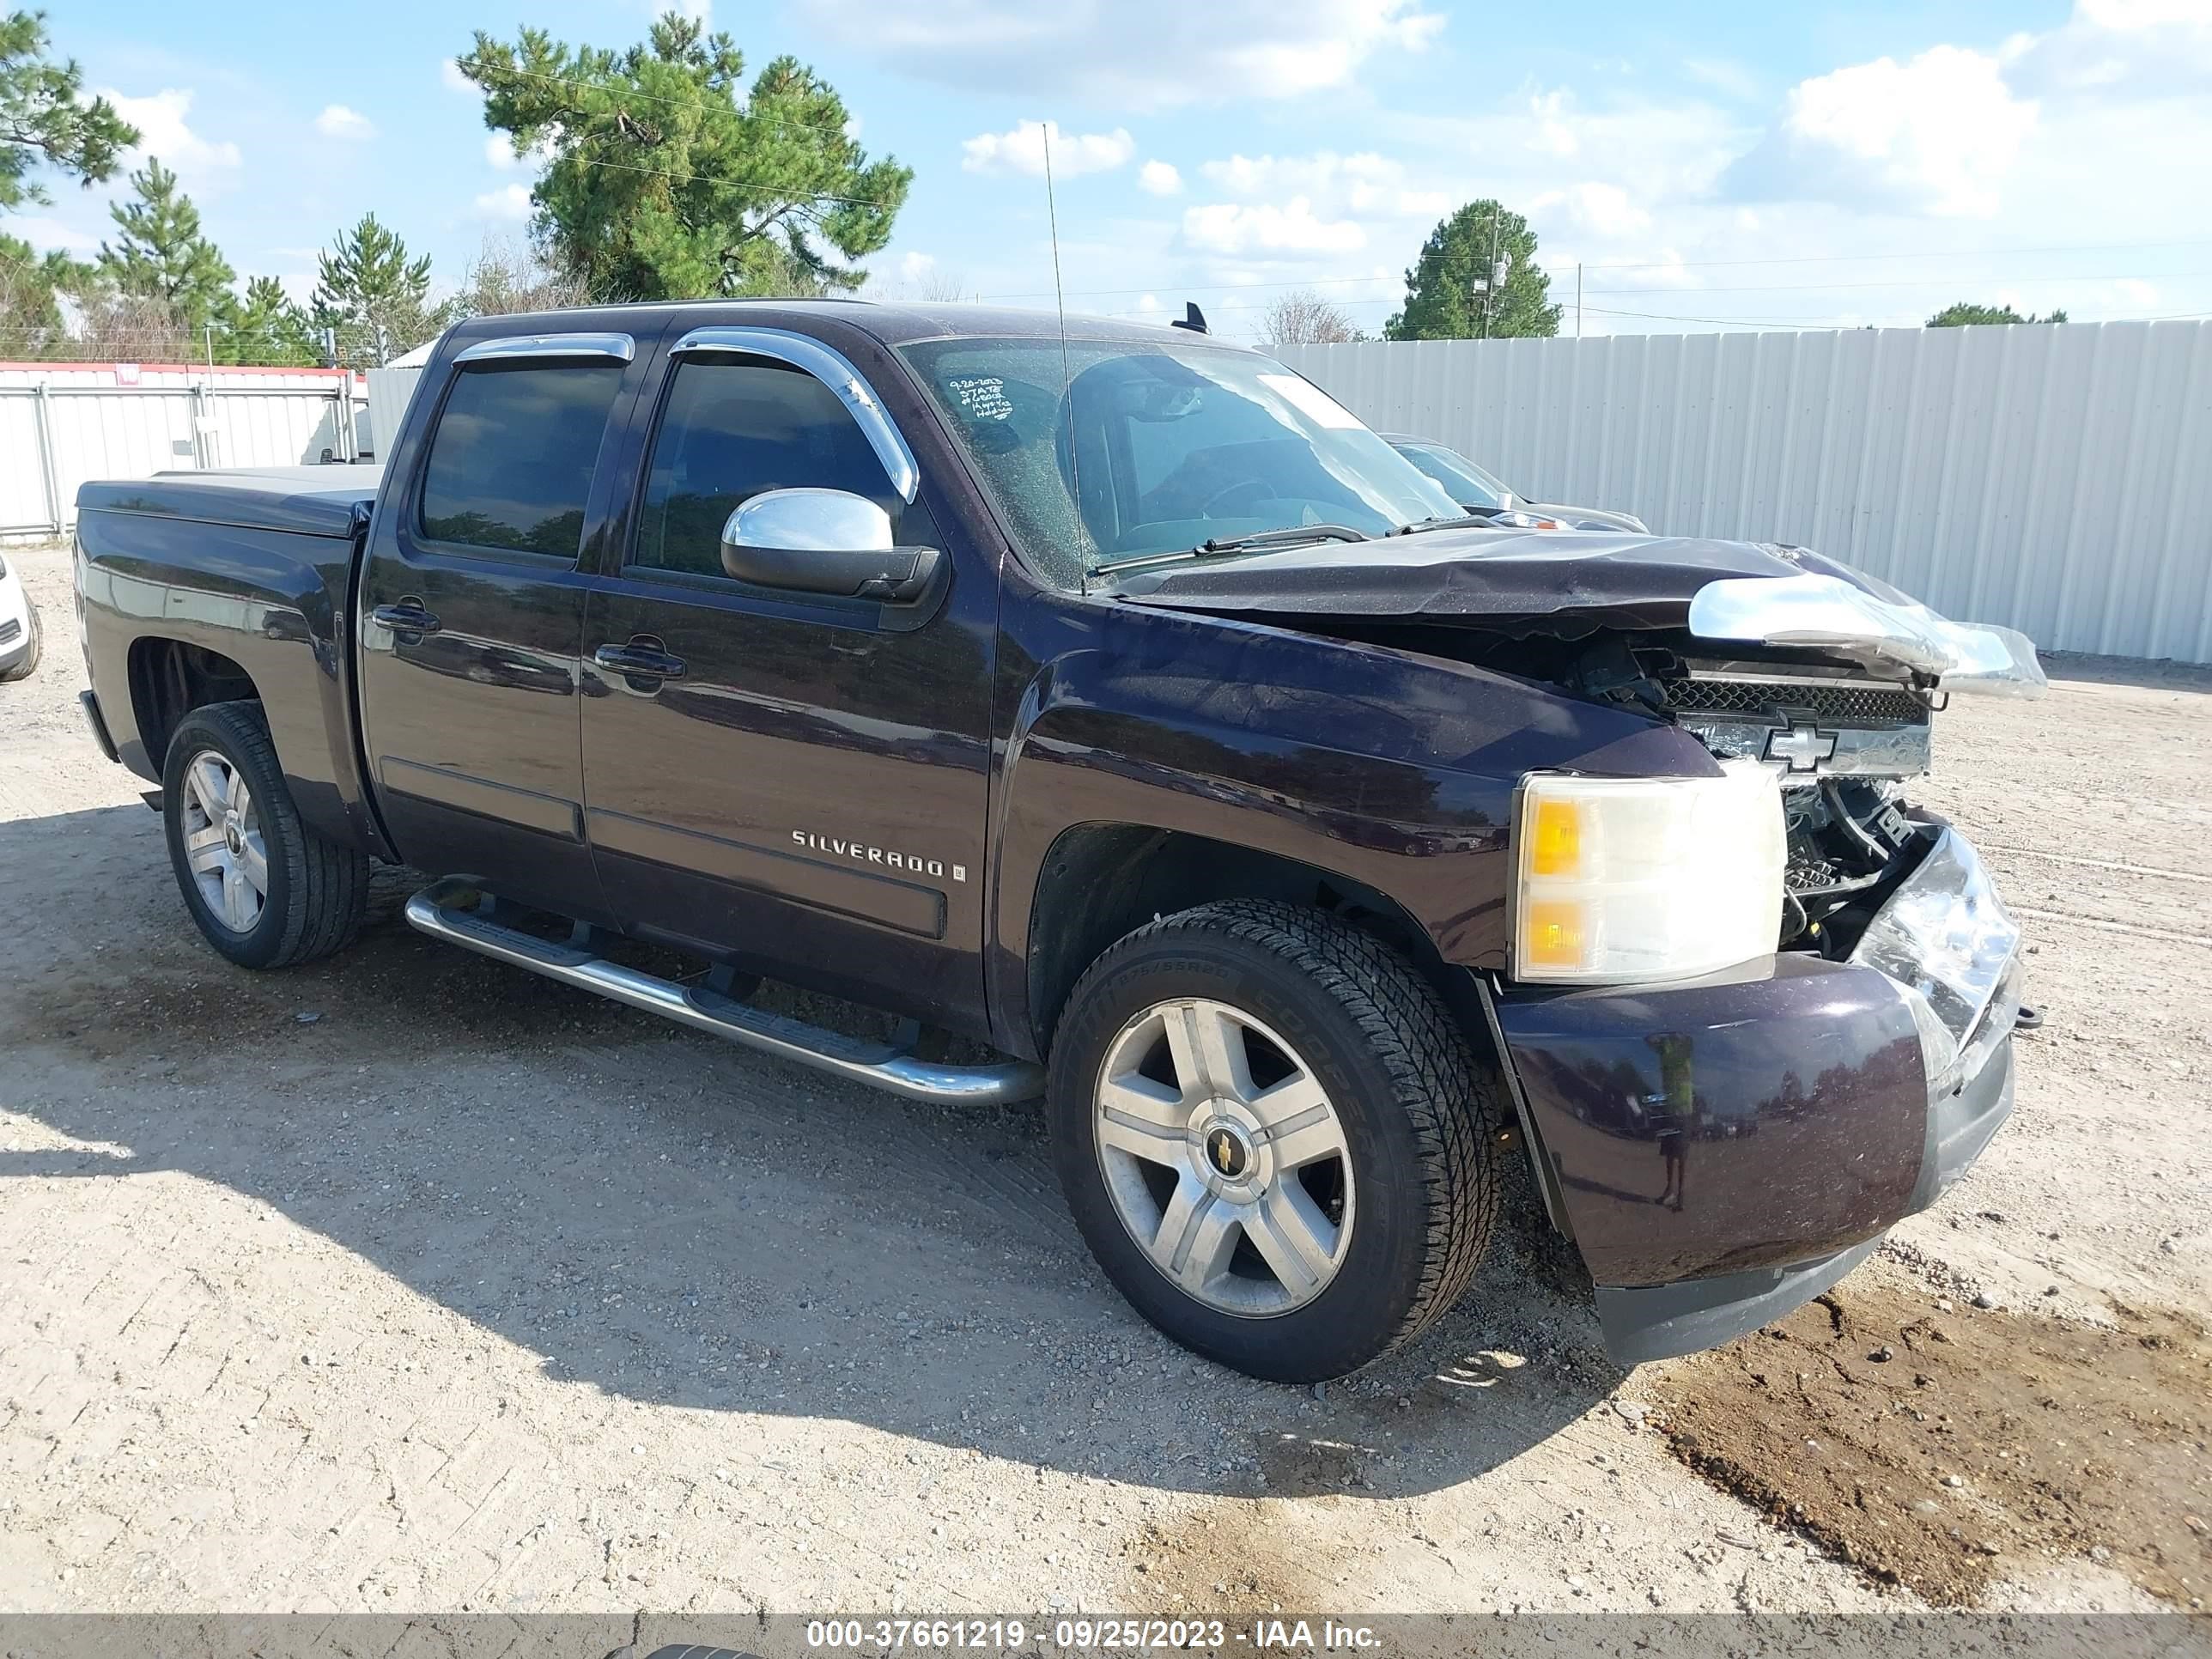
[{"left": 438, "top": 297, "right": 1259, "bottom": 354}]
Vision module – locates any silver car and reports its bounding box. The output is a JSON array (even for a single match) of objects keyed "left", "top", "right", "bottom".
[
  {"left": 1384, "top": 434, "right": 1649, "bottom": 533},
  {"left": 0, "top": 550, "right": 40, "bottom": 682}
]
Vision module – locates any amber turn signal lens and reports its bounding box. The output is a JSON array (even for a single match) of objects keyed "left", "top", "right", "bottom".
[
  {"left": 1528, "top": 798, "right": 1582, "bottom": 878},
  {"left": 1521, "top": 900, "right": 1587, "bottom": 969}
]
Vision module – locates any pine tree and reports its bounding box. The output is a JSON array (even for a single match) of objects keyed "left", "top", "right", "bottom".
[
  {"left": 457, "top": 12, "right": 909, "bottom": 301},
  {"left": 220, "top": 275, "right": 318, "bottom": 366},
  {"left": 94, "top": 156, "right": 235, "bottom": 331},
  {"left": 307, "top": 213, "right": 449, "bottom": 363},
  {"left": 1385, "top": 200, "right": 1560, "bottom": 342},
  {"left": 1, "top": 9, "right": 139, "bottom": 210}
]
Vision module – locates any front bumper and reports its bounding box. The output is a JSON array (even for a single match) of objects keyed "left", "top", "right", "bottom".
[
  {"left": 0, "top": 576, "right": 33, "bottom": 672},
  {"left": 1487, "top": 826, "right": 2021, "bottom": 1364}
]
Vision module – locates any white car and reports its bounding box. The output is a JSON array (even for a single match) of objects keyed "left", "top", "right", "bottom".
[{"left": 0, "top": 550, "right": 40, "bottom": 681}]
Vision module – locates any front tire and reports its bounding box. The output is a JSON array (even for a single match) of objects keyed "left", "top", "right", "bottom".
[
  {"left": 162, "top": 701, "right": 368, "bottom": 968},
  {"left": 1048, "top": 900, "right": 1500, "bottom": 1382}
]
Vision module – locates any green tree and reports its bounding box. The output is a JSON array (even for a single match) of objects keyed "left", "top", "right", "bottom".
[
  {"left": 456, "top": 12, "right": 911, "bottom": 301},
  {"left": 1, "top": 9, "right": 137, "bottom": 210},
  {"left": 1927, "top": 301, "right": 2067, "bottom": 327},
  {"left": 220, "top": 274, "right": 317, "bottom": 366},
  {"left": 94, "top": 156, "right": 235, "bottom": 331},
  {"left": 1385, "top": 199, "right": 1560, "bottom": 342},
  {"left": 0, "top": 228, "right": 81, "bottom": 349},
  {"left": 308, "top": 212, "right": 449, "bottom": 363}
]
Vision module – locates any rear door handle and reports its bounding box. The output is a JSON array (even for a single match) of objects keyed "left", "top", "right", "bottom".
[
  {"left": 593, "top": 640, "right": 686, "bottom": 680},
  {"left": 370, "top": 599, "right": 440, "bottom": 635}
]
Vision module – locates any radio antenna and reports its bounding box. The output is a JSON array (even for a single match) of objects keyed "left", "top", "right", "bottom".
[{"left": 1042, "top": 119, "right": 1085, "bottom": 574}]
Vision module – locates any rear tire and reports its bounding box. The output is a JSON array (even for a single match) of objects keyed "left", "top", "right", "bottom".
[
  {"left": 162, "top": 701, "right": 368, "bottom": 968},
  {"left": 1048, "top": 899, "right": 1500, "bottom": 1382},
  {"left": 0, "top": 602, "right": 37, "bottom": 681}
]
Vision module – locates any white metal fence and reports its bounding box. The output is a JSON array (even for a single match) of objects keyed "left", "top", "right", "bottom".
[
  {"left": 1280, "top": 321, "right": 2212, "bottom": 663},
  {"left": 1, "top": 368, "right": 369, "bottom": 540}
]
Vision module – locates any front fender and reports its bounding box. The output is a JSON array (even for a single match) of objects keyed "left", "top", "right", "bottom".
[{"left": 987, "top": 597, "right": 1715, "bottom": 1051}]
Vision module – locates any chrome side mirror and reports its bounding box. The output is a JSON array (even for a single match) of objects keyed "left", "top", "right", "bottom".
[
  {"left": 719, "top": 487, "right": 944, "bottom": 605},
  {"left": 724, "top": 487, "right": 894, "bottom": 555}
]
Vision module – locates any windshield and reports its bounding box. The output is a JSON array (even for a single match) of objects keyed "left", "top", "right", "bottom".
[
  {"left": 898, "top": 336, "right": 1461, "bottom": 583},
  {"left": 1393, "top": 441, "right": 1513, "bottom": 511}
]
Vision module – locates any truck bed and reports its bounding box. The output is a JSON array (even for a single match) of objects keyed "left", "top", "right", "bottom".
[{"left": 76, "top": 465, "right": 383, "bottom": 541}]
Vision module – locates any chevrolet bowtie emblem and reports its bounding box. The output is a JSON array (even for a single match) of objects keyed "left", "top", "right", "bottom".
[
  {"left": 1211, "top": 1132, "right": 1236, "bottom": 1173},
  {"left": 1765, "top": 722, "right": 1838, "bottom": 772}
]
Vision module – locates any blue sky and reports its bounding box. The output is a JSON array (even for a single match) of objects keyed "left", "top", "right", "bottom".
[{"left": 18, "top": 0, "right": 2212, "bottom": 343}]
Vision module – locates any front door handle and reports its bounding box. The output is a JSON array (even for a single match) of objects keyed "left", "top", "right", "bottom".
[
  {"left": 370, "top": 599, "right": 440, "bottom": 635},
  {"left": 593, "top": 639, "right": 686, "bottom": 681}
]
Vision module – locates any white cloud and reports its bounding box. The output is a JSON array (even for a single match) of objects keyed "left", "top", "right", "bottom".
[
  {"left": 472, "top": 183, "right": 533, "bottom": 221},
  {"left": 484, "top": 134, "right": 556, "bottom": 172},
  {"left": 1139, "top": 160, "right": 1182, "bottom": 197},
  {"left": 1527, "top": 91, "right": 1578, "bottom": 157},
  {"left": 962, "top": 121, "right": 1134, "bottom": 178},
  {"left": 7, "top": 216, "right": 96, "bottom": 254},
  {"left": 1537, "top": 181, "right": 1652, "bottom": 240},
  {"left": 1182, "top": 197, "right": 1366, "bottom": 257},
  {"left": 99, "top": 88, "right": 242, "bottom": 185},
  {"left": 314, "top": 104, "right": 374, "bottom": 141},
  {"left": 441, "top": 58, "right": 473, "bottom": 94},
  {"left": 1730, "top": 46, "right": 2038, "bottom": 217},
  {"left": 897, "top": 251, "right": 937, "bottom": 284},
  {"left": 799, "top": 0, "right": 1441, "bottom": 110},
  {"left": 1196, "top": 151, "right": 1445, "bottom": 221}
]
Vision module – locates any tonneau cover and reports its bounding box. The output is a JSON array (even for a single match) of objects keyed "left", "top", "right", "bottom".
[{"left": 76, "top": 465, "right": 382, "bottom": 540}]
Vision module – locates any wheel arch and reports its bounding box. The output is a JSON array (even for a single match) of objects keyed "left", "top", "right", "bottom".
[
  {"left": 127, "top": 635, "right": 259, "bottom": 774},
  {"left": 1024, "top": 823, "right": 1488, "bottom": 1064}
]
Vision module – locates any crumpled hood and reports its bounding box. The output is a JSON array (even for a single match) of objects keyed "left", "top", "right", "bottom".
[{"left": 1107, "top": 526, "right": 2045, "bottom": 696}]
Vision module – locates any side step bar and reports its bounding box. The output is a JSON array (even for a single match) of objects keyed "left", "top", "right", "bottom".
[{"left": 404, "top": 878, "right": 1044, "bottom": 1106}]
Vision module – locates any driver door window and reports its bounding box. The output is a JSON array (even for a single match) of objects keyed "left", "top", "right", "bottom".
[{"left": 633, "top": 357, "right": 928, "bottom": 578}]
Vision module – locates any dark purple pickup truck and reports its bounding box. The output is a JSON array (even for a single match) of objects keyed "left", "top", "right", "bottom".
[{"left": 71, "top": 301, "right": 2040, "bottom": 1381}]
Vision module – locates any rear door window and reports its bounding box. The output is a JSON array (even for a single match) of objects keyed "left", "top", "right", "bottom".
[{"left": 419, "top": 363, "right": 626, "bottom": 558}]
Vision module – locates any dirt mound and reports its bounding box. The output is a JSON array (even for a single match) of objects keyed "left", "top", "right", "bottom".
[{"left": 1644, "top": 1264, "right": 2211, "bottom": 1607}]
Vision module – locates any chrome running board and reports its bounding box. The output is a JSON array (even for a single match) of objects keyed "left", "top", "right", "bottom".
[{"left": 404, "top": 877, "right": 1043, "bottom": 1106}]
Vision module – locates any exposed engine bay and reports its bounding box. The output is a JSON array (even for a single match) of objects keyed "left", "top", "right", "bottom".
[{"left": 1550, "top": 634, "right": 1942, "bottom": 953}]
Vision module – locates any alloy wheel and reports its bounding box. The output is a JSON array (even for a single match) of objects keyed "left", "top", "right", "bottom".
[
  {"left": 179, "top": 749, "right": 269, "bottom": 933},
  {"left": 1092, "top": 996, "right": 1355, "bottom": 1316}
]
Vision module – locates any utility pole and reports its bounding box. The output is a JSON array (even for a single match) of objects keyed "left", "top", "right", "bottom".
[
  {"left": 1577, "top": 263, "right": 1583, "bottom": 338},
  {"left": 1482, "top": 207, "right": 1501, "bottom": 340}
]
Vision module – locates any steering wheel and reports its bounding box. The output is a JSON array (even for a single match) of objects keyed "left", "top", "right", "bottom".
[{"left": 1199, "top": 477, "right": 1274, "bottom": 518}]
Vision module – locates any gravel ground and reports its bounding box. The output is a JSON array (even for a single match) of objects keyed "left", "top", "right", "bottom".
[{"left": 0, "top": 537, "right": 2204, "bottom": 1619}]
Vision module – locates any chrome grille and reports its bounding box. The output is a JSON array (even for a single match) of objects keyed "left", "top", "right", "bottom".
[{"left": 1666, "top": 676, "right": 1926, "bottom": 726}]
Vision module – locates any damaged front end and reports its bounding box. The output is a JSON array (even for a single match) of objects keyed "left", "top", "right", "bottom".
[
  {"left": 1113, "top": 526, "right": 2042, "bottom": 1362},
  {"left": 1480, "top": 573, "right": 2038, "bottom": 1362}
]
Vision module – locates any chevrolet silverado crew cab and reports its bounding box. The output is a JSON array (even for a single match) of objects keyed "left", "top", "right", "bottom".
[{"left": 71, "top": 301, "right": 2042, "bottom": 1382}]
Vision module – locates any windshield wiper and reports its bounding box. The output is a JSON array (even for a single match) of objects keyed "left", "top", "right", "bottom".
[
  {"left": 1393, "top": 512, "right": 1494, "bottom": 536},
  {"left": 1092, "top": 523, "right": 1372, "bottom": 577}
]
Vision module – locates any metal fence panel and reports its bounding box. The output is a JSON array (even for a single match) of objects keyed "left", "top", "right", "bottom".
[
  {"left": 1, "top": 374, "right": 366, "bottom": 539},
  {"left": 1280, "top": 321, "right": 2212, "bottom": 662}
]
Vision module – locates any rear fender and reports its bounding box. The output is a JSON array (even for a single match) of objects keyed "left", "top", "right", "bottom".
[{"left": 76, "top": 508, "right": 387, "bottom": 859}]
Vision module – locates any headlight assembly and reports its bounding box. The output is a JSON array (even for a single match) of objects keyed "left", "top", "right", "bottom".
[{"left": 1511, "top": 760, "right": 1785, "bottom": 984}]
